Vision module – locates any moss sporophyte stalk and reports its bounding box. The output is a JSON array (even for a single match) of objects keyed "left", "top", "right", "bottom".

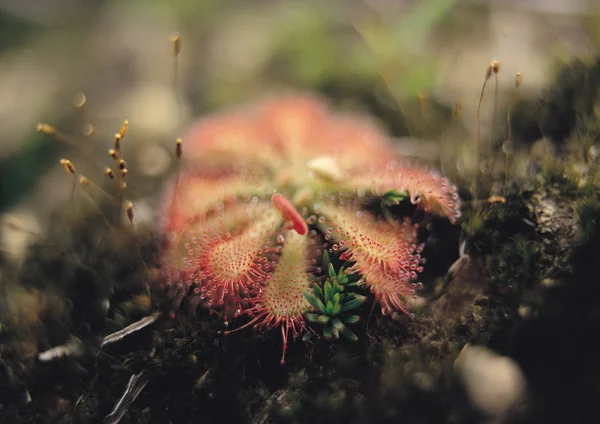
[{"left": 157, "top": 93, "right": 461, "bottom": 363}]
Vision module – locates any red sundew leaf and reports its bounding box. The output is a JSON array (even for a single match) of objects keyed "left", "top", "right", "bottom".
[
  {"left": 319, "top": 203, "right": 421, "bottom": 276},
  {"left": 255, "top": 93, "right": 329, "bottom": 158},
  {"left": 159, "top": 201, "right": 274, "bottom": 312},
  {"left": 271, "top": 193, "right": 308, "bottom": 235},
  {"left": 342, "top": 161, "right": 461, "bottom": 223},
  {"left": 194, "top": 208, "right": 285, "bottom": 311},
  {"left": 258, "top": 230, "right": 312, "bottom": 320},
  {"left": 316, "top": 115, "right": 397, "bottom": 170},
  {"left": 159, "top": 169, "right": 272, "bottom": 235},
  {"left": 226, "top": 230, "right": 313, "bottom": 364},
  {"left": 183, "top": 113, "right": 283, "bottom": 172},
  {"left": 318, "top": 203, "right": 423, "bottom": 316},
  {"left": 160, "top": 201, "right": 272, "bottom": 276},
  {"left": 359, "top": 263, "right": 414, "bottom": 317}
]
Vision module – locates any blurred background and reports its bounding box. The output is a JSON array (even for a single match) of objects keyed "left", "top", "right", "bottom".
[{"left": 0, "top": 0, "right": 599, "bottom": 229}]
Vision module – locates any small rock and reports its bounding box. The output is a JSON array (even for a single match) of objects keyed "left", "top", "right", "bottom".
[
  {"left": 541, "top": 278, "right": 561, "bottom": 289},
  {"left": 454, "top": 344, "right": 526, "bottom": 421},
  {"left": 517, "top": 305, "right": 532, "bottom": 319}
]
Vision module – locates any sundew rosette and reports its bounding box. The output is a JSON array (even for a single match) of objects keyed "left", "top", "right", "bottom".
[{"left": 157, "top": 93, "right": 461, "bottom": 362}]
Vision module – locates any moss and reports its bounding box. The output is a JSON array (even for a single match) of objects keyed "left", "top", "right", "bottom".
[{"left": 575, "top": 194, "right": 600, "bottom": 245}]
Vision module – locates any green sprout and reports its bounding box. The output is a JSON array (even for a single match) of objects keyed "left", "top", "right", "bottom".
[
  {"left": 382, "top": 189, "right": 409, "bottom": 206},
  {"left": 303, "top": 251, "right": 367, "bottom": 341}
]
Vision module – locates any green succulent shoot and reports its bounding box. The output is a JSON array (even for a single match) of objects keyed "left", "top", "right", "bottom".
[
  {"left": 382, "top": 189, "right": 409, "bottom": 206},
  {"left": 303, "top": 251, "right": 367, "bottom": 341}
]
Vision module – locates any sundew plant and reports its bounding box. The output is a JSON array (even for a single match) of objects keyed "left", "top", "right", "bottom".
[{"left": 157, "top": 93, "right": 461, "bottom": 363}]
